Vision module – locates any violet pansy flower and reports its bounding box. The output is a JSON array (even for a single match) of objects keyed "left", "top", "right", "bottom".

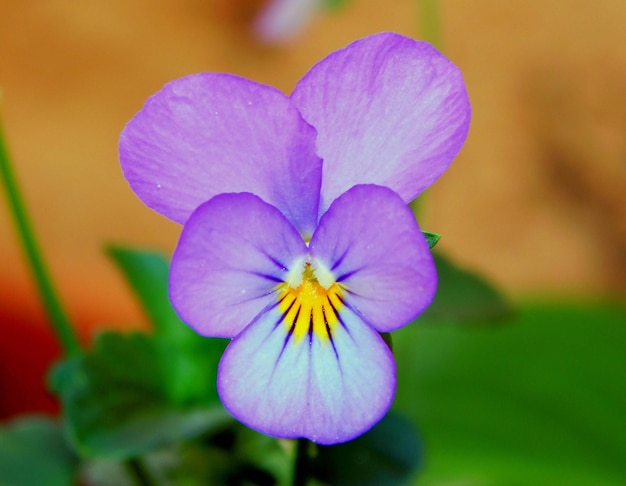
[{"left": 119, "top": 33, "right": 470, "bottom": 444}]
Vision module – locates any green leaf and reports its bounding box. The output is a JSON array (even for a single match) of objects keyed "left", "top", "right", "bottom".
[
  {"left": 394, "top": 302, "right": 626, "bottom": 485},
  {"left": 311, "top": 412, "right": 422, "bottom": 486},
  {"left": 50, "top": 332, "right": 230, "bottom": 460},
  {"left": 419, "top": 253, "right": 513, "bottom": 323},
  {"left": 106, "top": 245, "right": 191, "bottom": 341},
  {"left": 222, "top": 424, "right": 292, "bottom": 486},
  {"left": 422, "top": 231, "right": 441, "bottom": 249},
  {"left": 0, "top": 416, "right": 79, "bottom": 486},
  {"left": 143, "top": 423, "right": 291, "bottom": 486},
  {"left": 107, "top": 245, "right": 227, "bottom": 404}
]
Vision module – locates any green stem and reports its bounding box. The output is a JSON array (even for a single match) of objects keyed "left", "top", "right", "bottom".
[
  {"left": 418, "top": 0, "right": 441, "bottom": 49},
  {"left": 0, "top": 113, "right": 81, "bottom": 356},
  {"left": 292, "top": 438, "right": 310, "bottom": 486},
  {"left": 125, "top": 458, "right": 156, "bottom": 486}
]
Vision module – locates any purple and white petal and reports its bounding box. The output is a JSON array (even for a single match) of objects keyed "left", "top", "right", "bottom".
[
  {"left": 217, "top": 302, "right": 395, "bottom": 444},
  {"left": 120, "top": 73, "right": 322, "bottom": 236},
  {"left": 170, "top": 192, "right": 307, "bottom": 338},
  {"left": 292, "top": 32, "right": 471, "bottom": 213},
  {"left": 309, "top": 184, "right": 436, "bottom": 332}
]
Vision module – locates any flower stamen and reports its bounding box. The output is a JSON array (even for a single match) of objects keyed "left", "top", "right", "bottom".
[{"left": 277, "top": 262, "right": 344, "bottom": 345}]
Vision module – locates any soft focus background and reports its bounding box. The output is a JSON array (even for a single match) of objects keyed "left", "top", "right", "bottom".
[{"left": 1, "top": 0, "right": 625, "bottom": 483}]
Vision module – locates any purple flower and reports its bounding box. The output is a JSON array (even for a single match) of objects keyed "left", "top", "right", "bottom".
[{"left": 119, "top": 33, "right": 470, "bottom": 444}]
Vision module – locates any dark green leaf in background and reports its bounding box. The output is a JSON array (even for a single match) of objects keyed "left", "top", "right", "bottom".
[
  {"left": 49, "top": 332, "right": 230, "bottom": 460},
  {"left": 312, "top": 412, "right": 423, "bottom": 486},
  {"left": 106, "top": 245, "right": 193, "bottom": 341},
  {"left": 418, "top": 253, "right": 513, "bottom": 324},
  {"left": 126, "top": 423, "right": 291, "bottom": 486},
  {"left": 0, "top": 416, "right": 79, "bottom": 486},
  {"left": 394, "top": 302, "right": 626, "bottom": 485},
  {"left": 49, "top": 246, "right": 232, "bottom": 460},
  {"left": 107, "top": 245, "right": 227, "bottom": 404}
]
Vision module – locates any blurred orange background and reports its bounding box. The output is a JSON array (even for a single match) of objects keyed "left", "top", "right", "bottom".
[{"left": 1, "top": 0, "right": 625, "bottom": 418}]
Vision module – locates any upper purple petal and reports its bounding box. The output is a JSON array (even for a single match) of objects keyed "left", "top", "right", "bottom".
[
  {"left": 291, "top": 32, "right": 471, "bottom": 214},
  {"left": 120, "top": 73, "right": 322, "bottom": 236},
  {"left": 309, "top": 184, "right": 436, "bottom": 332},
  {"left": 169, "top": 192, "right": 307, "bottom": 338}
]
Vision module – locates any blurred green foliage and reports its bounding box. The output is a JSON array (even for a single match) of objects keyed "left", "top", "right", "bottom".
[
  {"left": 395, "top": 301, "right": 626, "bottom": 485},
  {"left": 0, "top": 417, "right": 78, "bottom": 486},
  {"left": 49, "top": 332, "right": 230, "bottom": 460},
  {"left": 420, "top": 253, "right": 513, "bottom": 323},
  {"left": 312, "top": 412, "right": 422, "bottom": 485}
]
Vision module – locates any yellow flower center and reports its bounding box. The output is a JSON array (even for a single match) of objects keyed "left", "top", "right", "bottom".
[{"left": 277, "top": 262, "right": 344, "bottom": 344}]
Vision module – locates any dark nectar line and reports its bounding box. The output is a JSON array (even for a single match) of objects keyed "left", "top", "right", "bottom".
[
  {"left": 291, "top": 305, "right": 302, "bottom": 331},
  {"left": 330, "top": 248, "right": 350, "bottom": 271},
  {"left": 326, "top": 294, "right": 341, "bottom": 318},
  {"left": 324, "top": 296, "right": 337, "bottom": 320},
  {"left": 262, "top": 250, "right": 288, "bottom": 272},
  {"left": 273, "top": 296, "right": 296, "bottom": 331},
  {"left": 334, "top": 306, "right": 349, "bottom": 333},
  {"left": 278, "top": 304, "right": 301, "bottom": 360},
  {"left": 322, "top": 306, "right": 339, "bottom": 360},
  {"left": 336, "top": 269, "right": 358, "bottom": 282},
  {"left": 250, "top": 271, "right": 284, "bottom": 283},
  {"left": 321, "top": 305, "right": 333, "bottom": 340},
  {"left": 334, "top": 292, "right": 346, "bottom": 306},
  {"left": 307, "top": 310, "right": 314, "bottom": 346}
]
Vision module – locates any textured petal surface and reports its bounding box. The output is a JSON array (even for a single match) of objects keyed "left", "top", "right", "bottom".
[
  {"left": 310, "top": 184, "right": 436, "bottom": 332},
  {"left": 120, "top": 73, "right": 322, "bottom": 236},
  {"left": 169, "top": 193, "right": 307, "bottom": 338},
  {"left": 291, "top": 32, "right": 471, "bottom": 213},
  {"left": 218, "top": 302, "right": 395, "bottom": 444}
]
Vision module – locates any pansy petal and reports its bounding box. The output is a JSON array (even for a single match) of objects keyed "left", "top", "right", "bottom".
[
  {"left": 169, "top": 192, "right": 307, "bottom": 338},
  {"left": 120, "top": 73, "right": 322, "bottom": 236},
  {"left": 291, "top": 32, "right": 471, "bottom": 213},
  {"left": 218, "top": 301, "right": 395, "bottom": 444},
  {"left": 309, "top": 184, "right": 436, "bottom": 332}
]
